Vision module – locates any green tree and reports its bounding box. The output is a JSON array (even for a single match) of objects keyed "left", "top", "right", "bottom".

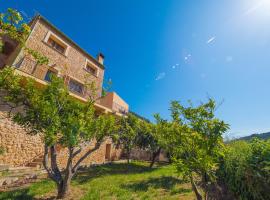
[
  {"left": 155, "top": 99, "right": 229, "bottom": 200},
  {"left": 0, "top": 8, "right": 48, "bottom": 65},
  {"left": 0, "top": 8, "right": 30, "bottom": 46},
  {"left": 0, "top": 67, "right": 116, "bottom": 199},
  {"left": 135, "top": 120, "right": 162, "bottom": 168},
  {"left": 117, "top": 113, "right": 139, "bottom": 163}
]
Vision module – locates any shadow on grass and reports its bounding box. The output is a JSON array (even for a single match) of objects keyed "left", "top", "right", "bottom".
[
  {"left": 0, "top": 179, "right": 56, "bottom": 200},
  {"left": 0, "top": 188, "right": 33, "bottom": 200},
  {"left": 123, "top": 176, "right": 191, "bottom": 194},
  {"left": 74, "top": 162, "right": 157, "bottom": 184}
]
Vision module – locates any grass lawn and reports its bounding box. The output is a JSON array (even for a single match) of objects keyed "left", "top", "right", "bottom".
[{"left": 0, "top": 161, "right": 194, "bottom": 200}]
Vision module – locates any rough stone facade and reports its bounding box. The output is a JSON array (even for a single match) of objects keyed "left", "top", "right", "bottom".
[
  {"left": 57, "top": 138, "right": 122, "bottom": 169},
  {"left": 12, "top": 16, "right": 105, "bottom": 100},
  {"left": 0, "top": 15, "right": 125, "bottom": 168},
  {"left": 0, "top": 111, "right": 44, "bottom": 166},
  {"left": 0, "top": 110, "right": 122, "bottom": 167}
]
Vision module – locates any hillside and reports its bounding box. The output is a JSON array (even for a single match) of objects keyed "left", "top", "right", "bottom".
[{"left": 237, "top": 132, "right": 270, "bottom": 141}]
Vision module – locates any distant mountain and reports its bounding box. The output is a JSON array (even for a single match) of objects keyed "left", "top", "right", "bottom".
[{"left": 237, "top": 132, "right": 270, "bottom": 141}]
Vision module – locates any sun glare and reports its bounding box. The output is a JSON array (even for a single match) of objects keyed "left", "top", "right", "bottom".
[{"left": 245, "top": 0, "right": 270, "bottom": 16}]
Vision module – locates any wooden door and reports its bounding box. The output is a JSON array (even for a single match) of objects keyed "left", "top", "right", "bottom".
[{"left": 105, "top": 144, "right": 111, "bottom": 160}]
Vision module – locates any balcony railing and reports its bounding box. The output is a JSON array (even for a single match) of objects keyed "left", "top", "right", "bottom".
[
  {"left": 11, "top": 57, "right": 126, "bottom": 115},
  {"left": 15, "top": 56, "right": 38, "bottom": 75},
  {"left": 112, "top": 102, "right": 128, "bottom": 115},
  {"left": 14, "top": 57, "right": 99, "bottom": 101}
]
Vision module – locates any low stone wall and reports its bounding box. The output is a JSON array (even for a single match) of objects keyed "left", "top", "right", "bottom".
[
  {"left": 0, "top": 110, "right": 122, "bottom": 168},
  {"left": 57, "top": 138, "right": 122, "bottom": 169},
  {"left": 0, "top": 113, "right": 44, "bottom": 166},
  {"left": 130, "top": 148, "right": 169, "bottom": 162},
  {"left": 130, "top": 148, "right": 152, "bottom": 161}
]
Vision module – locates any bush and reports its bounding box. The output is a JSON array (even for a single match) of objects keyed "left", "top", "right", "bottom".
[{"left": 219, "top": 139, "right": 270, "bottom": 200}]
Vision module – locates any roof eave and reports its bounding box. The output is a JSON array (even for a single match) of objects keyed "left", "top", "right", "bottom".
[{"left": 29, "top": 15, "right": 105, "bottom": 70}]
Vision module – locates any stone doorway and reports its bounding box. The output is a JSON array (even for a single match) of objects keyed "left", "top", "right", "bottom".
[{"left": 105, "top": 144, "right": 111, "bottom": 161}]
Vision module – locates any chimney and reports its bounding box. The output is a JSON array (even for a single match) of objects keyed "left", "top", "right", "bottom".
[{"left": 97, "top": 53, "right": 105, "bottom": 65}]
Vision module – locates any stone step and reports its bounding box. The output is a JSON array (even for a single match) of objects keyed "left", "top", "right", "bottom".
[
  {"left": 26, "top": 162, "right": 43, "bottom": 168},
  {"left": 0, "top": 165, "right": 10, "bottom": 171},
  {"left": 6, "top": 167, "right": 43, "bottom": 175},
  {"left": 33, "top": 158, "right": 43, "bottom": 162},
  {"left": 1, "top": 170, "right": 46, "bottom": 179}
]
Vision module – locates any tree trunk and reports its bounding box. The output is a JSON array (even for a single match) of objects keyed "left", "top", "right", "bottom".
[
  {"left": 43, "top": 143, "right": 102, "bottom": 199},
  {"left": 126, "top": 148, "right": 131, "bottom": 164},
  {"left": 56, "top": 147, "right": 73, "bottom": 199},
  {"left": 127, "top": 152, "right": 130, "bottom": 164},
  {"left": 56, "top": 179, "right": 71, "bottom": 199},
  {"left": 189, "top": 174, "right": 203, "bottom": 200},
  {"left": 149, "top": 147, "right": 161, "bottom": 168},
  {"left": 202, "top": 172, "right": 208, "bottom": 200}
]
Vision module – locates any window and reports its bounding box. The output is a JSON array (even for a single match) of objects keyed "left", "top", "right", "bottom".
[
  {"left": 47, "top": 37, "right": 66, "bottom": 54},
  {"left": 85, "top": 64, "right": 97, "bottom": 76},
  {"left": 44, "top": 70, "right": 57, "bottom": 82},
  {"left": 44, "top": 31, "right": 69, "bottom": 56},
  {"left": 69, "top": 79, "right": 84, "bottom": 94}
]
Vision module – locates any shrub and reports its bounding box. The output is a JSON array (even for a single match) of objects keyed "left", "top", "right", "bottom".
[{"left": 219, "top": 139, "right": 270, "bottom": 200}]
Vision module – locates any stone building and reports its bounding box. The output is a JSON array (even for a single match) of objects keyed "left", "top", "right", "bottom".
[{"left": 0, "top": 15, "right": 129, "bottom": 168}]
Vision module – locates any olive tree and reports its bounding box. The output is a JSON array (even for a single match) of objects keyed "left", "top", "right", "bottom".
[{"left": 0, "top": 68, "right": 116, "bottom": 199}]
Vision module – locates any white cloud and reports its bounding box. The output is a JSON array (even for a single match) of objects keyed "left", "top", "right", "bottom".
[
  {"left": 155, "top": 72, "right": 166, "bottom": 81},
  {"left": 172, "top": 65, "right": 176, "bottom": 69},
  {"left": 206, "top": 36, "right": 216, "bottom": 44}
]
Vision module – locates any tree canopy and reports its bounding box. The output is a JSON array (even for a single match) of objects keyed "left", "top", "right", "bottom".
[
  {"left": 0, "top": 67, "right": 117, "bottom": 198},
  {"left": 154, "top": 99, "right": 229, "bottom": 200}
]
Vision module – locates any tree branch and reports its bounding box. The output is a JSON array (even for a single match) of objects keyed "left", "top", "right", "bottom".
[
  {"left": 50, "top": 145, "right": 63, "bottom": 184},
  {"left": 72, "top": 141, "right": 102, "bottom": 174},
  {"left": 72, "top": 147, "right": 82, "bottom": 158},
  {"left": 65, "top": 146, "right": 74, "bottom": 179},
  {"left": 43, "top": 144, "right": 56, "bottom": 182}
]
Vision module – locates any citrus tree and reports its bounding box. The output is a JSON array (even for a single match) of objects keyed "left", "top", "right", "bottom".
[
  {"left": 0, "top": 67, "right": 117, "bottom": 198},
  {"left": 0, "top": 9, "right": 118, "bottom": 198},
  {"left": 0, "top": 8, "right": 30, "bottom": 48},
  {"left": 0, "top": 8, "right": 48, "bottom": 65},
  {"left": 117, "top": 113, "right": 139, "bottom": 163},
  {"left": 155, "top": 99, "right": 229, "bottom": 200},
  {"left": 135, "top": 120, "right": 162, "bottom": 168}
]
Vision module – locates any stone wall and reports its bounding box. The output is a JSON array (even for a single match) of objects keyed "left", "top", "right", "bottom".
[
  {"left": 130, "top": 148, "right": 169, "bottom": 162},
  {"left": 57, "top": 138, "right": 122, "bottom": 169},
  {"left": 0, "top": 110, "right": 122, "bottom": 168},
  {"left": 12, "top": 17, "right": 105, "bottom": 99},
  {"left": 0, "top": 16, "right": 124, "bottom": 168},
  {"left": 0, "top": 112, "right": 44, "bottom": 166},
  {"left": 130, "top": 148, "right": 152, "bottom": 161}
]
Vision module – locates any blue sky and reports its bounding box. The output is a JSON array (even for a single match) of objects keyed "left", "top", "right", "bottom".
[{"left": 2, "top": 0, "right": 270, "bottom": 138}]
